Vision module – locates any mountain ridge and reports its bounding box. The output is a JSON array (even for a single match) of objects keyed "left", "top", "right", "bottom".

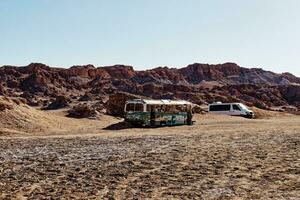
[{"left": 0, "top": 62, "right": 299, "bottom": 112}]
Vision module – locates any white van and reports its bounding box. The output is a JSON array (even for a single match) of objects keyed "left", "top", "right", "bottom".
[{"left": 208, "top": 102, "right": 254, "bottom": 118}]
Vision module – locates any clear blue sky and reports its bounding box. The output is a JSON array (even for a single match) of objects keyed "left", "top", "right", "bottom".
[{"left": 0, "top": 0, "right": 299, "bottom": 76}]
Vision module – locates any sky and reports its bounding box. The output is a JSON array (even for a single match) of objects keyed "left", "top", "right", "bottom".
[{"left": 0, "top": 0, "right": 300, "bottom": 76}]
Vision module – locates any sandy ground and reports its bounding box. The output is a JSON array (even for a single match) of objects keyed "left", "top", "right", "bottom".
[{"left": 0, "top": 108, "right": 299, "bottom": 199}]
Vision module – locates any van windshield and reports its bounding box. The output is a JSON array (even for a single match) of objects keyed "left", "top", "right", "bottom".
[{"left": 239, "top": 104, "right": 249, "bottom": 110}]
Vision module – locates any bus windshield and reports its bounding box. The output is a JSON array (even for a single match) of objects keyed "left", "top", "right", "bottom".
[
  {"left": 135, "top": 104, "right": 144, "bottom": 112},
  {"left": 126, "top": 103, "right": 134, "bottom": 112},
  {"left": 125, "top": 103, "right": 144, "bottom": 112}
]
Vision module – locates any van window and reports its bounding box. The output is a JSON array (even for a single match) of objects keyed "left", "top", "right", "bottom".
[
  {"left": 209, "top": 104, "right": 231, "bottom": 111},
  {"left": 233, "top": 105, "right": 241, "bottom": 111}
]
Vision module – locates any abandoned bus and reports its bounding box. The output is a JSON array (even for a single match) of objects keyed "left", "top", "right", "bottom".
[{"left": 124, "top": 99, "right": 193, "bottom": 127}]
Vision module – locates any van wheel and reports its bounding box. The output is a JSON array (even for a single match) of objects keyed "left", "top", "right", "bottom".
[{"left": 245, "top": 115, "right": 253, "bottom": 119}]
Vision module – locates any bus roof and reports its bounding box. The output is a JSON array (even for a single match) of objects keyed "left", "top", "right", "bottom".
[
  {"left": 208, "top": 102, "right": 246, "bottom": 106},
  {"left": 126, "top": 99, "right": 193, "bottom": 106}
]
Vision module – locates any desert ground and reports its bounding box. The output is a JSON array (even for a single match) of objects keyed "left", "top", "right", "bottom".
[{"left": 0, "top": 105, "right": 299, "bottom": 199}]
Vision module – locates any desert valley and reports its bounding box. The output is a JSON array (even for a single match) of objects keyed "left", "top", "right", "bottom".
[{"left": 0, "top": 63, "right": 299, "bottom": 199}]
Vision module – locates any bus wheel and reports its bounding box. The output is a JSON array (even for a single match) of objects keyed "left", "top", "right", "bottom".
[{"left": 160, "top": 121, "right": 166, "bottom": 126}]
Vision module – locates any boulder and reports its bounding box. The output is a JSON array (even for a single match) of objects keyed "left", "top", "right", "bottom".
[
  {"left": 67, "top": 103, "right": 99, "bottom": 119},
  {"left": 79, "top": 92, "right": 93, "bottom": 101},
  {"left": 45, "top": 95, "right": 70, "bottom": 110}
]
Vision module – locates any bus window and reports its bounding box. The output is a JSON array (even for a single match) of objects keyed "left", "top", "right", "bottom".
[
  {"left": 135, "top": 104, "right": 144, "bottom": 112},
  {"left": 146, "top": 105, "right": 152, "bottom": 112},
  {"left": 159, "top": 105, "right": 165, "bottom": 112},
  {"left": 179, "top": 105, "right": 188, "bottom": 112},
  {"left": 126, "top": 103, "right": 134, "bottom": 112},
  {"left": 164, "top": 105, "right": 171, "bottom": 113}
]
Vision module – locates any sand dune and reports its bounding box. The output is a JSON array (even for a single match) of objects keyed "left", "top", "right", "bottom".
[{"left": 0, "top": 97, "right": 120, "bottom": 136}]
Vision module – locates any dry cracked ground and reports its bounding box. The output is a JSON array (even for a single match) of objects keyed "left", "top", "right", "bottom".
[{"left": 0, "top": 114, "right": 299, "bottom": 199}]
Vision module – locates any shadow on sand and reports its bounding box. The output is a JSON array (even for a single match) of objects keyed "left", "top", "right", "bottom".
[
  {"left": 103, "top": 121, "right": 136, "bottom": 130},
  {"left": 103, "top": 121, "right": 181, "bottom": 130}
]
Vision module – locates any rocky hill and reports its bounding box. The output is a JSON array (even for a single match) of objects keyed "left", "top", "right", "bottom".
[{"left": 0, "top": 62, "right": 299, "bottom": 112}]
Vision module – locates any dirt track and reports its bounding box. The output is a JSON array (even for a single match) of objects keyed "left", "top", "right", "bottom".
[{"left": 0, "top": 115, "right": 299, "bottom": 199}]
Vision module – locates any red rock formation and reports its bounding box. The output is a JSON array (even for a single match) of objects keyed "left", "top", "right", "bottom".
[
  {"left": 0, "top": 62, "right": 299, "bottom": 113},
  {"left": 281, "top": 73, "right": 300, "bottom": 84},
  {"left": 63, "top": 65, "right": 96, "bottom": 78},
  {"left": 102, "top": 65, "right": 135, "bottom": 79},
  {"left": 280, "top": 85, "right": 300, "bottom": 105}
]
